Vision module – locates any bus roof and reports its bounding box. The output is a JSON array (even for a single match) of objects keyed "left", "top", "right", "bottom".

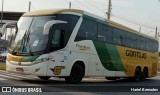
[
  {"left": 23, "top": 9, "right": 157, "bottom": 41},
  {"left": 23, "top": 9, "right": 84, "bottom": 16}
]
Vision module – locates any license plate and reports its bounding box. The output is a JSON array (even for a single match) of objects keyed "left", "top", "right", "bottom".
[{"left": 16, "top": 68, "right": 24, "bottom": 72}]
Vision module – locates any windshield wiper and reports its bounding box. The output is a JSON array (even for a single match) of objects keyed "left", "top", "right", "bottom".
[
  {"left": 25, "top": 30, "right": 34, "bottom": 56},
  {"left": 11, "top": 30, "right": 27, "bottom": 55},
  {"left": 11, "top": 29, "right": 34, "bottom": 56}
]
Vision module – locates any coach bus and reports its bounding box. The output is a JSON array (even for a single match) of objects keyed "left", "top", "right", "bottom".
[{"left": 2, "top": 9, "right": 158, "bottom": 83}]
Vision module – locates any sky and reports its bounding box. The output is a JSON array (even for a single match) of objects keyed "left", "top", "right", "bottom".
[{"left": 1, "top": 0, "right": 160, "bottom": 37}]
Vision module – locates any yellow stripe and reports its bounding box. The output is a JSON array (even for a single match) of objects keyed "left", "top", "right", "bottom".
[
  {"left": 7, "top": 54, "right": 22, "bottom": 62},
  {"left": 0, "top": 64, "right": 6, "bottom": 70},
  {"left": 117, "top": 46, "right": 158, "bottom": 77},
  {"left": 80, "top": 48, "right": 89, "bottom": 51}
]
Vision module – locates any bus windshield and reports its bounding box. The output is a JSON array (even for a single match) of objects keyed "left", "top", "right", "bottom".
[
  {"left": 9, "top": 14, "right": 80, "bottom": 56},
  {"left": 9, "top": 16, "right": 56, "bottom": 55}
]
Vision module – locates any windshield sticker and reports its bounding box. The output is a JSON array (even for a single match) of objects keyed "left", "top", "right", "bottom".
[{"left": 33, "top": 40, "right": 39, "bottom": 46}]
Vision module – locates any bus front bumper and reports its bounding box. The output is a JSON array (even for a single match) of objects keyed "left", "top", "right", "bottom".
[{"left": 6, "top": 60, "right": 48, "bottom": 76}]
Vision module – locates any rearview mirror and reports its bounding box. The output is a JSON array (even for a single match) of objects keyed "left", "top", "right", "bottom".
[{"left": 43, "top": 20, "right": 67, "bottom": 35}]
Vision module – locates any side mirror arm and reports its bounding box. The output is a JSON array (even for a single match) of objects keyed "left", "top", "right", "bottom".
[{"left": 43, "top": 20, "right": 67, "bottom": 35}]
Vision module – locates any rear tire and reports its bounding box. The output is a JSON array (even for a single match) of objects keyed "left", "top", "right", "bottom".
[
  {"left": 65, "top": 64, "right": 84, "bottom": 84},
  {"left": 38, "top": 76, "right": 51, "bottom": 80},
  {"left": 141, "top": 68, "right": 148, "bottom": 81},
  {"left": 133, "top": 67, "right": 141, "bottom": 82}
]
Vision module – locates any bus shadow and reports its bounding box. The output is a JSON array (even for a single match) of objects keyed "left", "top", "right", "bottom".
[
  {"left": 19, "top": 78, "right": 160, "bottom": 92},
  {"left": 19, "top": 77, "right": 159, "bottom": 86}
]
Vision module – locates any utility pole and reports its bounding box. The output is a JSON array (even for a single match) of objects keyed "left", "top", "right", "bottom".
[
  {"left": 139, "top": 26, "right": 141, "bottom": 32},
  {"left": 69, "top": 2, "right": 71, "bottom": 9},
  {"left": 158, "top": 32, "right": 160, "bottom": 40},
  {"left": 1, "top": 0, "right": 4, "bottom": 27},
  {"left": 28, "top": 1, "right": 31, "bottom": 12},
  {"left": 155, "top": 27, "right": 158, "bottom": 39},
  {"left": 1, "top": 0, "right": 4, "bottom": 39},
  {"left": 106, "top": 0, "right": 112, "bottom": 20}
]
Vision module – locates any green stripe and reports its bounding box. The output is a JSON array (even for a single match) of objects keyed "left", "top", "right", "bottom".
[
  {"left": 93, "top": 41, "right": 126, "bottom": 71},
  {"left": 21, "top": 56, "right": 39, "bottom": 62}
]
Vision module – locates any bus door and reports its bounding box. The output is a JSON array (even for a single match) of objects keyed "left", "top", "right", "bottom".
[
  {"left": 46, "top": 26, "right": 68, "bottom": 76},
  {"left": 47, "top": 50, "right": 68, "bottom": 76}
]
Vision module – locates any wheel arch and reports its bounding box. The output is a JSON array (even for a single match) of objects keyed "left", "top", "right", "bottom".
[
  {"left": 65, "top": 60, "right": 85, "bottom": 84},
  {"left": 143, "top": 66, "right": 149, "bottom": 77},
  {"left": 73, "top": 61, "right": 85, "bottom": 72},
  {"left": 143, "top": 66, "right": 148, "bottom": 70},
  {"left": 136, "top": 66, "right": 142, "bottom": 71},
  {"left": 71, "top": 60, "right": 85, "bottom": 75},
  {"left": 67, "top": 59, "right": 86, "bottom": 76}
]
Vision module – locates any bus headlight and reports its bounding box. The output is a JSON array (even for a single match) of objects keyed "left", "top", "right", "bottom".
[
  {"left": 32, "top": 58, "right": 48, "bottom": 64},
  {"left": 32, "top": 60, "right": 42, "bottom": 64}
]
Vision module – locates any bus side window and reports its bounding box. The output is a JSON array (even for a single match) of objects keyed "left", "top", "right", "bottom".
[
  {"left": 146, "top": 38, "right": 152, "bottom": 52},
  {"left": 98, "top": 23, "right": 112, "bottom": 43},
  {"left": 137, "top": 36, "right": 145, "bottom": 50},
  {"left": 152, "top": 41, "right": 158, "bottom": 52},
  {"left": 125, "top": 32, "right": 137, "bottom": 48},
  {"left": 75, "top": 18, "right": 97, "bottom": 41},
  {"left": 57, "top": 14, "right": 80, "bottom": 44},
  {"left": 113, "top": 27, "right": 125, "bottom": 46}
]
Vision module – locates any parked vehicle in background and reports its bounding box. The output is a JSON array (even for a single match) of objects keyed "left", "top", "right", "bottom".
[
  {"left": 0, "top": 39, "right": 8, "bottom": 70},
  {"left": 158, "top": 52, "right": 160, "bottom": 72}
]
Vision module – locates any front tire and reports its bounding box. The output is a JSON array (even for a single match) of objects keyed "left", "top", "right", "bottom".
[{"left": 65, "top": 64, "right": 84, "bottom": 84}]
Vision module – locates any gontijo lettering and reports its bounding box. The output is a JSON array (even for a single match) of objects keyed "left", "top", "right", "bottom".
[{"left": 126, "top": 50, "right": 146, "bottom": 59}]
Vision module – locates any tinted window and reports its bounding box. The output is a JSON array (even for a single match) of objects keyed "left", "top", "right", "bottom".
[
  {"left": 125, "top": 32, "right": 137, "bottom": 48},
  {"left": 49, "top": 14, "right": 79, "bottom": 52},
  {"left": 152, "top": 40, "right": 158, "bottom": 52},
  {"left": 137, "top": 36, "right": 145, "bottom": 50},
  {"left": 74, "top": 16, "right": 158, "bottom": 53},
  {"left": 98, "top": 23, "right": 112, "bottom": 43},
  {"left": 57, "top": 14, "right": 80, "bottom": 46},
  {"left": 146, "top": 38, "right": 152, "bottom": 51},
  {"left": 51, "top": 29, "right": 61, "bottom": 48},
  {"left": 49, "top": 27, "right": 65, "bottom": 51},
  {"left": 113, "top": 27, "right": 125, "bottom": 46},
  {"left": 75, "top": 18, "right": 97, "bottom": 41}
]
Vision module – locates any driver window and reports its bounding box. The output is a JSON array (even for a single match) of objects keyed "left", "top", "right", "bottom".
[
  {"left": 51, "top": 29, "right": 61, "bottom": 47},
  {"left": 50, "top": 29, "right": 65, "bottom": 51}
]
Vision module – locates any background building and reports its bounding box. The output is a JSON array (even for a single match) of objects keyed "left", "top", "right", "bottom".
[{"left": 0, "top": 11, "right": 24, "bottom": 69}]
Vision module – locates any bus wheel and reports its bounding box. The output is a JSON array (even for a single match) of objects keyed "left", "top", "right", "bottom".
[
  {"left": 65, "top": 64, "right": 84, "bottom": 84},
  {"left": 38, "top": 76, "right": 51, "bottom": 80},
  {"left": 133, "top": 67, "right": 141, "bottom": 82},
  {"left": 141, "top": 68, "right": 148, "bottom": 81}
]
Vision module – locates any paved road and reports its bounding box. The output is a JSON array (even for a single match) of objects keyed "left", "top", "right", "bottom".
[{"left": 0, "top": 70, "right": 160, "bottom": 95}]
